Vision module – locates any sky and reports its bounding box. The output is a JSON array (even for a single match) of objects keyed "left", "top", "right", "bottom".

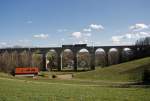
[{"left": 0, "top": 0, "right": 150, "bottom": 48}]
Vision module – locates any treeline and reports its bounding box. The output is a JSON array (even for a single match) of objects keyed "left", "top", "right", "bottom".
[
  {"left": 136, "top": 37, "right": 150, "bottom": 46},
  {"left": 0, "top": 50, "right": 44, "bottom": 73},
  {"left": 135, "top": 37, "right": 150, "bottom": 58}
]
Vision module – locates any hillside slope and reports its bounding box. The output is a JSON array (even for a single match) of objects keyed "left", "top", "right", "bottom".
[{"left": 75, "top": 57, "right": 150, "bottom": 82}]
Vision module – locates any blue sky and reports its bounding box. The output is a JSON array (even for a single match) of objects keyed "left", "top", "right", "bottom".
[{"left": 0, "top": 0, "right": 150, "bottom": 47}]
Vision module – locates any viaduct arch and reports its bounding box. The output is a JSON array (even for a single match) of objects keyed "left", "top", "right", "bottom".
[{"left": 0, "top": 44, "right": 142, "bottom": 71}]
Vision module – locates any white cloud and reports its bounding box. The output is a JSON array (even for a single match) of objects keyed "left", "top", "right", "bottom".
[
  {"left": 139, "top": 32, "right": 150, "bottom": 36},
  {"left": 129, "top": 23, "right": 149, "bottom": 31},
  {"left": 111, "top": 31, "right": 150, "bottom": 45},
  {"left": 0, "top": 42, "right": 10, "bottom": 48},
  {"left": 0, "top": 41, "right": 33, "bottom": 48},
  {"left": 83, "top": 24, "right": 104, "bottom": 33},
  {"left": 124, "top": 32, "right": 150, "bottom": 39},
  {"left": 89, "top": 24, "right": 104, "bottom": 30},
  {"left": 111, "top": 34, "right": 133, "bottom": 44},
  {"left": 71, "top": 31, "right": 91, "bottom": 44},
  {"left": 72, "top": 32, "right": 82, "bottom": 39},
  {"left": 125, "top": 34, "right": 132, "bottom": 39},
  {"left": 111, "top": 36, "right": 124, "bottom": 42},
  {"left": 83, "top": 28, "right": 91, "bottom": 32},
  {"left": 68, "top": 23, "right": 104, "bottom": 44},
  {"left": 84, "top": 33, "right": 91, "bottom": 37},
  {"left": 17, "top": 39, "right": 32, "bottom": 47},
  {"left": 0, "top": 42, "right": 7, "bottom": 46},
  {"left": 134, "top": 32, "right": 150, "bottom": 38},
  {"left": 33, "top": 34, "right": 49, "bottom": 39}
]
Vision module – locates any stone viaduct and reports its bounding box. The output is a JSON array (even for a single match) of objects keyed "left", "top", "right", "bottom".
[{"left": 0, "top": 44, "right": 139, "bottom": 71}]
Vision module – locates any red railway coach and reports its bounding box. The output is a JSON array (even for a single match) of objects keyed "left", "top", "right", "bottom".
[{"left": 14, "top": 67, "right": 39, "bottom": 76}]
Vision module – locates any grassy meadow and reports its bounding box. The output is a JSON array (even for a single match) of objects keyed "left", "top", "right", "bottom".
[
  {"left": 0, "top": 57, "right": 150, "bottom": 101},
  {"left": 0, "top": 77, "right": 150, "bottom": 101},
  {"left": 75, "top": 57, "right": 150, "bottom": 82}
]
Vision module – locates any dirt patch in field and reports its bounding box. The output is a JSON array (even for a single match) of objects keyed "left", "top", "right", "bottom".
[{"left": 56, "top": 74, "right": 73, "bottom": 80}]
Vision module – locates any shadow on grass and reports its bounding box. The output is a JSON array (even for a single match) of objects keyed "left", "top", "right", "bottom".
[{"left": 111, "top": 81, "right": 150, "bottom": 88}]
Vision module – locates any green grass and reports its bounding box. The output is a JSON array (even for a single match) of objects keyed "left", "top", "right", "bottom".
[
  {"left": 0, "top": 57, "right": 150, "bottom": 101},
  {"left": 75, "top": 57, "right": 150, "bottom": 82},
  {"left": 0, "top": 77, "right": 150, "bottom": 101}
]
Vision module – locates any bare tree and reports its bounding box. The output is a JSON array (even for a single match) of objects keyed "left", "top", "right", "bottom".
[
  {"left": 136, "top": 37, "right": 150, "bottom": 46},
  {"left": 0, "top": 51, "right": 12, "bottom": 73},
  {"left": 32, "top": 52, "right": 43, "bottom": 70},
  {"left": 135, "top": 37, "right": 150, "bottom": 58},
  {"left": 0, "top": 53, "right": 4, "bottom": 72},
  {"left": 18, "top": 50, "right": 31, "bottom": 67},
  {"left": 10, "top": 51, "right": 19, "bottom": 70}
]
